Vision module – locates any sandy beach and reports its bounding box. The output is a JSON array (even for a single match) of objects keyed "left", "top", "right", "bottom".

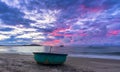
[{"left": 0, "top": 53, "right": 120, "bottom": 72}]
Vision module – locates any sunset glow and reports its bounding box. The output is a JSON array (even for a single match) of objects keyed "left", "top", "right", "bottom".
[{"left": 0, "top": 0, "right": 120, "bottom": 46}]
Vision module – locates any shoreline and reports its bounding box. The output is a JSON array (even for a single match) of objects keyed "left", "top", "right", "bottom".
[
  {"left": 0, "top": 53, "right": 120, "bottom": 72},
  {"left": 69, "top": 54, "right": 120, "bottom": 60},
  {"left": 1, "top": 52, "right": 120, "bottom": 60}
]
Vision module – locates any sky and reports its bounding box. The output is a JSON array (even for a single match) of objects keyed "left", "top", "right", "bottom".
[{"left": 0, "top": 0, "right": 120, "bottom": 46}]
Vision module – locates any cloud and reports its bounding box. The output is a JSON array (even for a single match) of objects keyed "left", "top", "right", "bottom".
[
  {"left": 0, "top": 24, "right": 37, "bottom": 35},
  {"left": 16, "top": 32, "right": 44, "bottom": 39},
  {"left": 0, "top": 24, "right": 41, "bottom": 42},
  {"left": 28, "top": 9, "right": 61, "bottom": 28},
  {"left": 0, "top": 35, "right": 10, "bottom": 40},
  {"left": 0, "top": 0, "right": 120, "bottom": 45},
  {"left": 0, "top": 1, "right": 34, "bottom": 26}
]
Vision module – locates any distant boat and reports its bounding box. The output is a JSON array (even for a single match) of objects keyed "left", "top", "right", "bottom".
[{"left": 60, "top": 45, "right": 64, "bottom": 47}]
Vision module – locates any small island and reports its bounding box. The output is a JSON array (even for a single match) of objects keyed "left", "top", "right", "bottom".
[{"left": 0, "top": 44, "right": 42, "bottom": 46}]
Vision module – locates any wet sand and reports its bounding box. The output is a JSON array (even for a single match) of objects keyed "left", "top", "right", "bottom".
[{"left": 0, "top": 53, "right": 120, "bottom": 72}]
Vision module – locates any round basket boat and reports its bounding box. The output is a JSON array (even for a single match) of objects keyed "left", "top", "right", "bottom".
[{"left": 33, "top": 52, "right": 68, "bottom": 65}]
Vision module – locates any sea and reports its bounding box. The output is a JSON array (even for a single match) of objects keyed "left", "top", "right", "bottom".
[{"left": 0, "top": 46, "right": 120, "bottom": 60}]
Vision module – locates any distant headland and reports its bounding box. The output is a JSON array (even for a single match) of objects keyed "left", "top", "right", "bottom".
[{"left": 0, "top": 44, "right": 42, "bottom": 46}]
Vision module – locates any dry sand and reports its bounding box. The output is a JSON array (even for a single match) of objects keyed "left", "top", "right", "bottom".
[{"left": 0, "top": 53, "right": 120, "bottom": 72}]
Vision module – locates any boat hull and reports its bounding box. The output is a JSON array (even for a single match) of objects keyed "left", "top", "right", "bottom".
[{"left": 33, "top": 52, "right": 67, "bottom": 65}]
